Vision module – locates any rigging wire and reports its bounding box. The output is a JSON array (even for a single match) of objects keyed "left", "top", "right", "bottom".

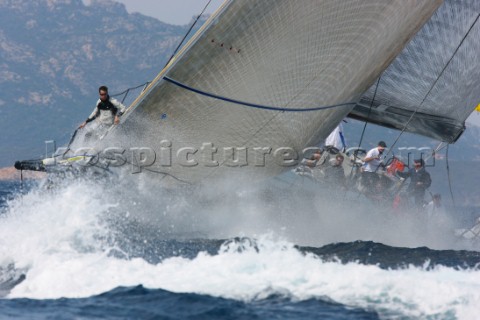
[
  {"left": 78, "top": 0, "right": 214, "bottom": 168},
  {"left": 38, "top": 5, "right": 480, "bottom": 191},
  {"left": 385, "top": 13, "right": 480, "bottom": 157},
  {"left": 106, "top": 0, "right": 214, "bottom": 118},
  {"left": 421, "top": 141, "right": 460, "bottom": 208},
  {"left": 164, "top": 0, "right": 214, "bottom": 69},
  {"left": 379, "top": 14, "right": 480, "bottom": 206},
  {"left": 349, "top": 76, "right": 382, "bottom": 178}
]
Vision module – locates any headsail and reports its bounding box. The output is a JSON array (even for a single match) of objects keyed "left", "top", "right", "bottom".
[
  {"left": 349, "top": 0, "right": 480, "bottom": 143},
  {"left": 100, "top": 0, "right": 442, "bottom": 183}
]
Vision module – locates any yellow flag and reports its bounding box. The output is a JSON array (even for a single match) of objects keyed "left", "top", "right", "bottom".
[{"left": 476, "top": 104, "right": 480, "bottom": 112}]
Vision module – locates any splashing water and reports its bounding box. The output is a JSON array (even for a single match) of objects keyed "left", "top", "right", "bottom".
[{"left": 0, "top": 178, "right": 479, "bottom": 319}]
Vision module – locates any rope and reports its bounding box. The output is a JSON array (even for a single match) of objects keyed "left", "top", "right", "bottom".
[
  {"left": 110, "top": 82, "right": 151, "bottom": 99},
  {"left": 419, "top": 141, "right": 447, "bottom": 166},
  {"left": 62, "top": 128, "right": 79, "bottom": 156},
  {"left": 110, "top": 82, "right": 151, "bottom": 104},
  {"left": 57, "top": 152, "right": 192, "bottom": 185},
  {"left": 163, "top": 77, "right": 357, "bottom": 112},
  {"left": 445, "top": 144, "right": 457, "bottom": 208},
  {"left": 114, "top": 157, "right": 192, "bottom": 185},
  {"left": 140, "top": 167, "right": 192, "bottom": 185}
]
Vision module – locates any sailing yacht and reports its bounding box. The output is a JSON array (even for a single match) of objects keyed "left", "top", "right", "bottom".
[
  {"left": 67, "top": 0, "right": 442, "bottom": 184},
  {"left": 16, "top": 0, "right": 480, "bottom": 189}
]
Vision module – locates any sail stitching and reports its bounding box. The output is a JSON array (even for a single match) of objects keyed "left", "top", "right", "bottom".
[
  {"left": 204, "top": 113, "right": 282, "bottom": 180},
  {"left": 386, "top": 12, "right": 480, "bottom": 152},
  {"left": 420, "top": 13, "right": 480, "bottom": 108},
  {"left": 387, "top": 14, "right": 480, "bottom": 155}
]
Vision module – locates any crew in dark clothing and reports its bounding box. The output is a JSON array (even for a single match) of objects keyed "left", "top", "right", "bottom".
[
  {"left": 397, "top": 158, "right": 431, "bottom": 208},
  {"left": 324, "top": 154, "right": 346, "bottom": 189}
]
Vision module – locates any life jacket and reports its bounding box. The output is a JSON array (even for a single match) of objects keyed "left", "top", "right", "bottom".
[{"left": 387, "top": 157, "right": 405, "bottom": 176}]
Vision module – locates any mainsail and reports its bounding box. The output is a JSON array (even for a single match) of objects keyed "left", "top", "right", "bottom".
[
  {"left": 93, "top": 0, "right": 442, "bottom": 183},
  {"left": 349, "top": 0, "right": 480, "bottom": 143}
]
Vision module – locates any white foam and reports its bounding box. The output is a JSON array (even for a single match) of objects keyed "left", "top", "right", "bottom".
[
  {"left": 0, "top": 180, "right": 114, "bottom": 272},
  {"left": 1, "top": 181, "right": 479, "bottom": 319}
]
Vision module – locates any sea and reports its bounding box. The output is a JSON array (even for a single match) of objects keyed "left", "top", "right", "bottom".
[{"left": 0, "top": 176, "right": 479, "bottom": 320}]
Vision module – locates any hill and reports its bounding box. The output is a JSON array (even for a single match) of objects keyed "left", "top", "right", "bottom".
[{"left": 0, "top": 0, "right": 191, "bottom": 166}]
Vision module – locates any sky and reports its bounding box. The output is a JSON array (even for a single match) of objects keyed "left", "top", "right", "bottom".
[
  {"left": 107, "top": 0, "right": 224, "bottom": 25},
  {"left": 86, "top": 0, "right": 480, "bottom": 127},
  {"left": 468, "top": 109, "right": 480, "bottom": 127}
]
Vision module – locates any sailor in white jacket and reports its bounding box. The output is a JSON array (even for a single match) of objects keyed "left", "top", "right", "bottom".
[
  {"left": 79, "top": 85, "right": 126, "bottom": 131},
  {"left": 361, "top": 141, "right": 387, "bottom": 192}
]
